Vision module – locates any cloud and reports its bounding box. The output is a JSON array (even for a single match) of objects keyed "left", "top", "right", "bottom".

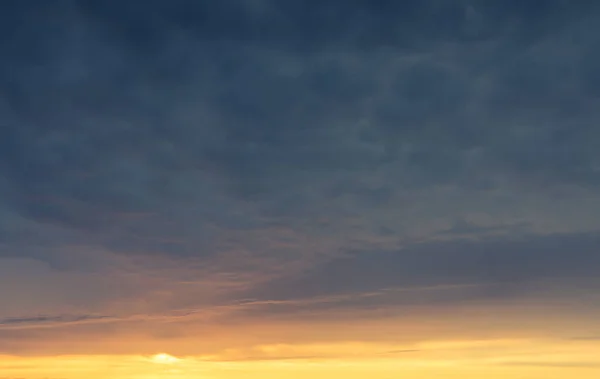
[
  {"left": 2, "top": 0, "right": 600, "bottom": 356},
  {"left": 248, "top": 231, "right": 600, "bottom": 303},
  {"left": 0, "top": 314, "right": 112, "bottom": 329}
]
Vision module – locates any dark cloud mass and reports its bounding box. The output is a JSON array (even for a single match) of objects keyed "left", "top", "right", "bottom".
[
  {"left": 2, "top": 0, "right": 600, "bottom": 339},
  {"left": 249, "top": 232, "right": 600, "bottom": 302},
  {"left": 0, "top": 314, "right": 110, "bottom": 327}
]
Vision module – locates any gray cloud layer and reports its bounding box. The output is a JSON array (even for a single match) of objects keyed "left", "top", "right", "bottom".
[{"left": 2, "top": 0, "right": 600, "bottom": 338}]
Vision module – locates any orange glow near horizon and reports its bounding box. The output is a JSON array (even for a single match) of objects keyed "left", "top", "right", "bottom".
[
  {"left": 149, "top": 353, "right": 181, "bottom": 364},
  {"left": 3, "top": 302, "right": 600, "bottom": 378},
  {"left": 2, "top": 338, "right": 600, "bottom": 379}
]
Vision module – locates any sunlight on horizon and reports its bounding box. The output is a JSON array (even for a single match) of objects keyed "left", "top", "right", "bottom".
[
  {"left": 149, "top": 353, "right": 181, "bottom": 364},
  {"left": 2, "top": 338, "right": 600, "bottom": 379}
]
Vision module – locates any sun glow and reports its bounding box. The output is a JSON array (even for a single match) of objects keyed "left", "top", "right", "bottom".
[
  {"left": 150, "top": 353, "right": 180, "bottom": 364},
  {"left": 2, "top": 339, "right": 600, "bottom": 379}
]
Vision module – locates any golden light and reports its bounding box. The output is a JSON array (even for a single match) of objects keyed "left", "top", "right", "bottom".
[{"left": 150, "top": 353, "right": 180, "bottom": 364}]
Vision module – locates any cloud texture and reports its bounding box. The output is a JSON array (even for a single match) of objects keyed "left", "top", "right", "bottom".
[{"left": 1, "top": 0, "right": 600, "bottom": 358}]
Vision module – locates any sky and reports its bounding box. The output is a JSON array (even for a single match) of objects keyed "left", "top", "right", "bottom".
[{"left": 2, "top": 1, "right": 600, "bottom": 378}]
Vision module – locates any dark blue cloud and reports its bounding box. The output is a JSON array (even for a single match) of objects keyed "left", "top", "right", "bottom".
[
  {"left": 2, "top": 0, "right": 600, "bottom": 326},
  {"left": 0, "top": 314, "right": 110, "bottom": 327},
  {"left": 247, "top": 232, "right": 600, "bottom": 303},
  {"left": 1, "top": 0, "right": 599, "bottom": 211}
]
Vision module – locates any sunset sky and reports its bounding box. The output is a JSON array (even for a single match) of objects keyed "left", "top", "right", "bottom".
[{"left": 2, "top": 1, "right": 600, "bottom": 378}]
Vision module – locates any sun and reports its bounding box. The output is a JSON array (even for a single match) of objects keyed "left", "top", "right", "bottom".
[{"left": 150, "top": 353, "right": 180, "bottom": 364}]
